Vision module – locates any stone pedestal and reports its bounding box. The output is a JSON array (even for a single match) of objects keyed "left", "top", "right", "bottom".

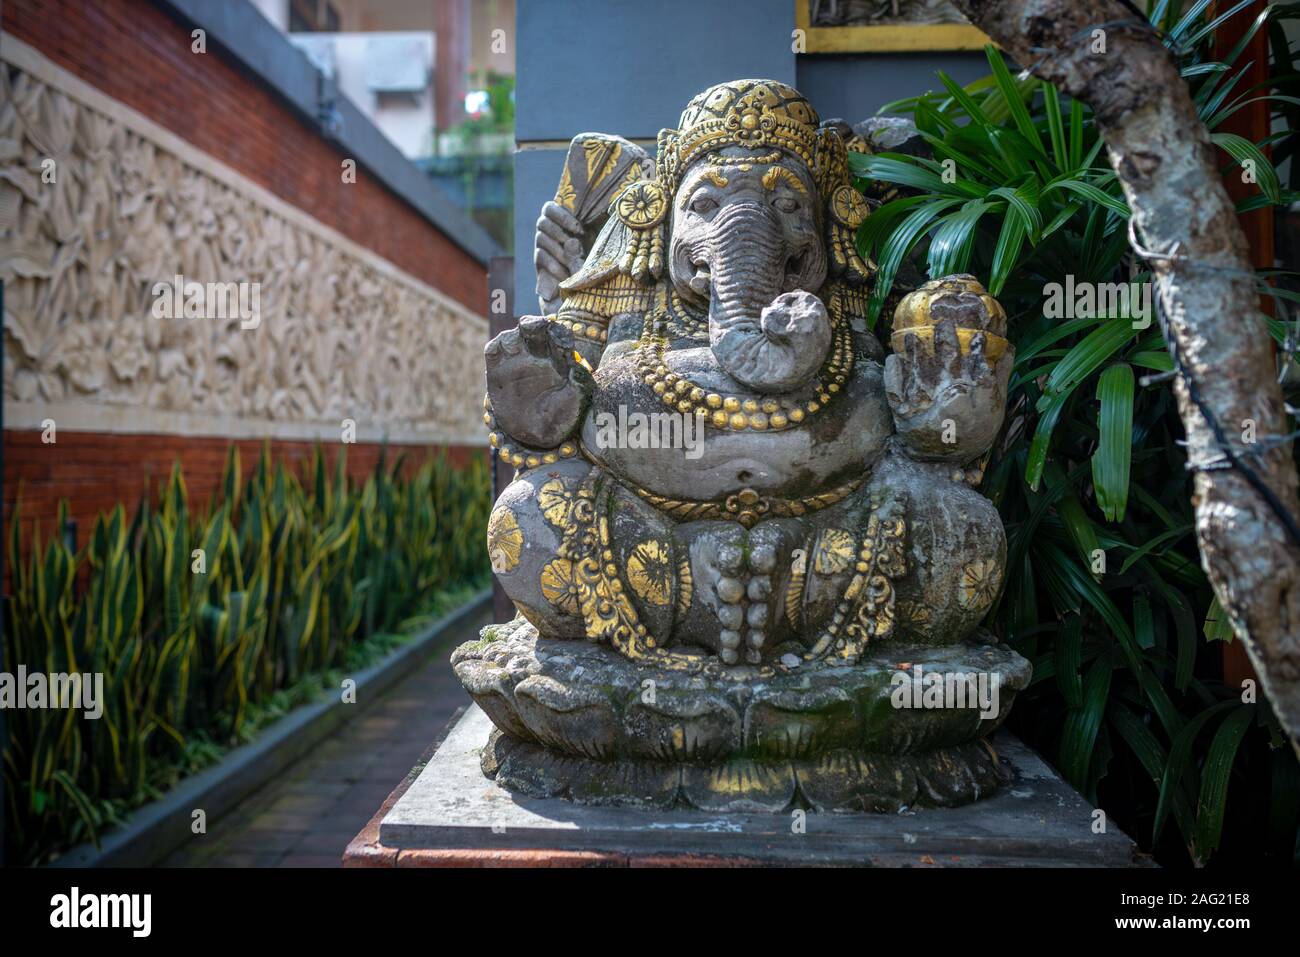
[{"left": 343, "top": 705, "right": 1150, "bottom": 867}]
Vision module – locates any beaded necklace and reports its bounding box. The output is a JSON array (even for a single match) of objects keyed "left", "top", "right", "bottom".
[{"left": 632, "top": 287, "right": 853, "bottom": 432}]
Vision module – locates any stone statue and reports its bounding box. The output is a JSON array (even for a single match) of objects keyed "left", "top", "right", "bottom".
[{"left": 456, "top": 80, "right": 1031, "bottom": 812}]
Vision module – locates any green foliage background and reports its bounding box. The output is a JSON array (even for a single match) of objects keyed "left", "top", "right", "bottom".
[
  {"left": 3, "top": 446, "right": 491, "bottom": 865},
  {"left": 852, "top": 0, "right": 1300, "bottom": 866}
]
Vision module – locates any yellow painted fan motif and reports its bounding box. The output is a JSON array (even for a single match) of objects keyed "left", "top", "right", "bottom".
[
  {"left": 958, "top": 559, "right": 1002, "bottom": 611},
  {"left": 813, "top": 527, "right": 856, "bottom": 575},
  {"left": 538, "top": 479, "right": 573, "bottom": 528},
  {"left": 540, "top": 558, "right": 581, "bottom": 614},
  {"left": 487, "top": 508, "right": 523, "bottom": 573},
  {"left": 626, "top": 539, "right": 673, "bottom": 607}
]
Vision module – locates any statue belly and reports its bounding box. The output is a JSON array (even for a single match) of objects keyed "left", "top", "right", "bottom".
[{"left": 581, "top": 349, "right": 892, "bottom": 502}]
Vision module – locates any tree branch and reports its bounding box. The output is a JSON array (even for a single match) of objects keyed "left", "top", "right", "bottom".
[{"left": 951, "top": 0, "right": 1300, "bottom": 756}]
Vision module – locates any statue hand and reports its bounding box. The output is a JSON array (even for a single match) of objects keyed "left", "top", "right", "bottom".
[
  {"left": 486, "top": 316, "right": 590, "bottom": 449},
  {"left": 884, "top": 317, "right": 1011, "bottom": 463},
  {"left": 535, "top": 201, "right": 586, "bottom": 313}
]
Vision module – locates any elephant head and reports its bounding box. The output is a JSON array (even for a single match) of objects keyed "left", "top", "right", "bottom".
[{"left": 668, "top": 149, "right": 830, "bottom": 393}]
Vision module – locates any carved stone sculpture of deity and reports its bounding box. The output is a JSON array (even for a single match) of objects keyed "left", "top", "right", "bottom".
[{"left": 454, "top": 79, "right": 1032, "bottom": 812}]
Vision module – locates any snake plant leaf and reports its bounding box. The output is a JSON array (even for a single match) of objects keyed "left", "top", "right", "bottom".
[
  {"left": 1211, "top": 131, "right": 1282, "bottom": 202},
  {"left": 1154, "top": 700, "right": 1238, "bottom": 844},
  {"left": 868, "top": 199, "right": 963, "bottom": 326},
  {"left": 937, "top": 69, "right": 993, "bottom": 128},
  {"left": 222, "top": 444, "right": 241, "bottom": 513},
  {"left": 1041, "top": 177, "right": 1131, "bottom": 218},
  {"left": 1092, "top": 363, "right": 1134, "bottom": 522},
  {"left": 1204, "top": 596, "right": 1236, "bottom": 642},
  {"left": 1024, "top": 392, "right": 1068, "bottom": 491},
  {"left": 1053, "top": 614, "right": 1084, "bottom": 708},
  {"left": 1039, "top": 320, "right": 1136, "bottom": 410},
  {"left": 1108, "top": 700, "right": 1196, "bottom": 839},
  {"left": 1193, "top": 706, "right": 1257, "bottom": 865},
  {"left": 1060, "top": 650, "right": 1115, "bottom": 789},
  {"left": 983, "top": 46, "right": 1033, "bottom": 135},
  {"left": 927, "top": 199, "right": 994, "bottom": 278},
  {"left": 6, "top": 445, "right": 488, "bottom": 863},
  {"left": 1116, "top": 525, "right": 1192, "bottom": 577},
  {"left": 1130, "top": 591, "right": 1162, "bottom": 658}
]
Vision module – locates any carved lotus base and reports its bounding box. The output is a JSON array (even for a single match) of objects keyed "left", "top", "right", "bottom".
[
  {"left": 452, "top": 617, "right": 1033, "bottom": 812},
  {"left": 481, "top": 727, "right": 1009, "bottom": 812}
]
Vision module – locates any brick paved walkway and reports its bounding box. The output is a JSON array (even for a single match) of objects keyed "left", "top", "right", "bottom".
[{"left": 164, "top": 605, "right": 489, "bottom": 867}]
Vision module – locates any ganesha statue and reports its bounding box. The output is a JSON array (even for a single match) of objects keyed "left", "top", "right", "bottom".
[{"left": 454, "top": 80, "right": 1032, "bottom": 812}]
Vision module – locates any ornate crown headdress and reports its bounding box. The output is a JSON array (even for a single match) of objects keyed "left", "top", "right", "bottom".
[
  {"left": 657, "top": 79, "right": 823, "bottom": 190},
  {"left": 590, "top": 80, "right": 874, "bottom": 287}
]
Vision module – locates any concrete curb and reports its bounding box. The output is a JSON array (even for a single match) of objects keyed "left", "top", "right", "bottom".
[{"left": 51, "top": 590, "right": 491, "bottom": 868}]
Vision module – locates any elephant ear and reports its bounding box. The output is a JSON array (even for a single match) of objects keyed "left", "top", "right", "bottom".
[
  {"left": 559, "top": 178, "right": 669, "bottom": 291},
  {"left": 815, "top": 126, "right": 875, "bottom": 286},
  {"left": 556, "top": 178, "right": 668, "bottom": 319}
]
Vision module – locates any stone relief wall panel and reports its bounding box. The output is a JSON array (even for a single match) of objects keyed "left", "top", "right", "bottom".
[{"left": 0, "top": 37, "right": 487, "bottom": 445}]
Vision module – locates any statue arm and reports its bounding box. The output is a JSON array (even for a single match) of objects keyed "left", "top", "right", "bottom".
[
  {"left": 536, "top": 202, "right": 587, "bottom": 315},
  {"left": 883, "top": 277, "right": 1013, "bottom": 467},
  {"left": 536, "top": 134, "right": 653, "bottom": 313},
  {"left": 485, "top": 316, "right": 592, "bottom": 450}
]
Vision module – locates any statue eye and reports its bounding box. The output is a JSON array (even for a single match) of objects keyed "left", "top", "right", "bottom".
[
  {"left": 690, "top": 196, "right": 718, "bottom": 215},
  {"left": 774, "top": 196, "right": 800, "bottom": 213}
]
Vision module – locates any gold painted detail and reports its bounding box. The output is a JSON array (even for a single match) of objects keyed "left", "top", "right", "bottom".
[
  {"left": 557, "top": 271, "right": 653, "bottom": 323},
  {"left": 487, "top": 507, "right": 523, "bottom": 574},
  {"left": 829, "top": 219, "right": 873, "bottom": 283},
  {"left": 627, "top": 539, "right": 673, "bottom": 607},
  {"left": 483, "top": 393, "right": 578, "bottom": 470},
  {"left": 813, "top": 527, "right": 856, "bottom": 575},
  {"left": 540, "top": 558, "right": 581, "bottom": 614},
  {"left": 651, "top": 79, "right": 874, "bottom": 289},
  {"left": 554, "top": 474, "right": 905, "bottom": 675},
  {"left": 554, "top": 164, "right": 576, "bottom": 211},
  {"left": 830, "top": 184, "right": 869, "bottom": 228},
  {"left": 608, "top": 181, "right": 668, "bottom": 282},
  {"left": 889, "top": 326, "right": 1010, "bottom": 365},
  {"left": 708, "top": 150, "right": 780, "bottom": 167},
  {"left": 801, "top": 506, "right": 907, "bottom": 665},
  {"left": 629, "top": 472, "right": 866, "bottom": 530},
  {"left": 619, "top": 228, "right": 665, "bottom": 283},
  {"left": 957, "top": 559, "right": 1002, "bottom": 612},
  {"left": 701, "top": 169, "right": 730, "bottom": 189},
  {"left": 830, "top": 281, "right": 874, "bottom": 328},
  {"left": 562, "top": 474, "right": 660, "bottom": 659},
  {"left": 892, "top": 275, "right": 1008, "bottom": 337},
  {"left": 784, "top": 559, "right": 806, "bottom": 631},
  {"left": 614, "top": 180, "right": 668, "bottom": 229},
  {"left": 658, "top": 80, "right": 823, "bottom": 192},
  {"left": 583, "top": 137, "right": 623, "bottom": 187},
  {"left": 661, "top": 290, "right": 709, "bottom": 341},
  {"left": 793, "top": 2, "right": 992, "bottom": 54},
  {"left": 761, "top": 165, "right": 808, "bottom": 195},
  {"left": 802, "top": 23, "right": 991, "bottom": 53},
  {"left": 676, "top": 553, "right": 694, "bottom": 622},
  {"left": 553, "top": 313, "right": 609, "bottom": 345},
  {"left": 538, "top": 479, "right": 573, "bottom": 528},
  {"left": 897, "top": 600, "right": 932, "bottom": 632},
  {"left": 555, "top": 474, "right": 714, "bottom": 675}
]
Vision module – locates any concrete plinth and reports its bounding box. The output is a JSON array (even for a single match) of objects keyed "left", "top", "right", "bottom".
[{"left": 343, "top": 705, "right": 1150, "bottom": 867}]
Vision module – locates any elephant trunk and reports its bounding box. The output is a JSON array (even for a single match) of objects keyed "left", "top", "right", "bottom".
[{"left": 706, "top": 202, "right": 831, "bottom": 394}]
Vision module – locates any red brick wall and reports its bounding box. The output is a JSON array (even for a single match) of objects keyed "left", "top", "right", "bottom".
[
  {"left": 4, "top": 430, "right": 486, "bottom": 554},
  {"left": 0, "top": 0, "right": 487, "bottom": 314},
  {"left": 1, "top": 0, "right": 494, "bottom": 560}
]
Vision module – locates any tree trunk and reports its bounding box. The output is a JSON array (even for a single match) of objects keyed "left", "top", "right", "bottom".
[{"left": 949, "top": 0, "right": 1300, "bottom": 756}]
